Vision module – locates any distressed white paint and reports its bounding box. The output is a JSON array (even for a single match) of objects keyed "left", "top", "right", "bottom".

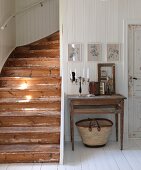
[
  {"left": 128, "top": 25, "right": 141, "bottom": 138},
  {"left": 0, "top": 0, "right": 16, "bottom": 72},
  {"left": 16, "top": 0, "right": 59, "bottom": 46},
  {"left": 60, "top": 0, "right": 141, "bottom": 142}
]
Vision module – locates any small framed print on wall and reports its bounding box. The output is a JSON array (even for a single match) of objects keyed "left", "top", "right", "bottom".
[
  {"left": 88, "top": 43, "right": 102, "bottom": 61},
  {"left": 68, "top": 43, "right": 81, "bottom": 62},
  {"left": 107, "top": 43, "right": 120, "bottom": 62}
]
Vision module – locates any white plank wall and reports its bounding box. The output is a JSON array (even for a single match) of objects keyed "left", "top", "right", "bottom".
[
  {"left": 16, "top": 0, "right": 59, "bottom": 46},
  {"left": 60, "top": 0, "right": 141, "bottom": 141},
  {"left": 0, "top": 0, "right": 16, "bottom": 71}
]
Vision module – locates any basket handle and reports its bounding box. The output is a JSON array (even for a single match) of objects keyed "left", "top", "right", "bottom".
[{"left": 88, "top": 119, "right": 101, "bottom": 132}]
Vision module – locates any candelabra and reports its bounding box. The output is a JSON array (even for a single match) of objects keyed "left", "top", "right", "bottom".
[{"left": 70, "top": 71, "right": 90, "bottom": 96}]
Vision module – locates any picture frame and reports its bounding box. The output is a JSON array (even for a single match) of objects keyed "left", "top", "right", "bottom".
[
  {"left": 88, "top": 43, "right": 102, "bottom": 61},
  {"left": 98, "top": 63, "right": 115, "bottom": 94},
  {"left": 107, "top": 43, "right": 120, "bottom": 62},
  {"left": 68, "top": 43, "right": 81, "bottom": 62}
]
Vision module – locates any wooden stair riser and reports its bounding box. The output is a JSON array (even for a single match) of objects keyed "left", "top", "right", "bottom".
[
  {"left": 1, "top": 68, "right": 60, "bottom": 77},
  {"left": 0, "top": 132, "right": 60, "bottom": 144},
  {"left": 0, "top": 115, "right": 60, "bottom": 127},
  {"left": 5, "top": 58, "right": 60, "bottom": 67},
  {"left": 0, "top": 77, "right": 61, "bottom": 88},
  {"left": 0, "top": 144, "right": 60, "bottom": 163},
  {"left": 0, "top": 102, "right": 61, "bottom": 111},
  {"left": 0, "top": 153, "right": 59, "bottom": 163},
  {"left": 30, "top": 40, "right": 59, "bottom": 46},
  {"left": 30, "top": 44, "right": 59, "bottom": 50},
  {"left": 0, "top": 89, "right": 61, "bottom": 98},
  {"left": 13, "top": 47, "right": 30, "bottom": 52},
  {"left": 11, "top": 49, "right": 59, "bottom": 58}
]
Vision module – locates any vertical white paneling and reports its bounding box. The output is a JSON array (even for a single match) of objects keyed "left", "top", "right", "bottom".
[
  {"left": 0, "top": 0, "right": 16, "bottom": 72},
  {"left": 60, "top": 0, "right": 141, "bottom": 142},
  {"left": 16, "top": 0, "right": 59, "bottom": 46}
]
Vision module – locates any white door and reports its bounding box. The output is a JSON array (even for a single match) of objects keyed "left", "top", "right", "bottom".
[{"left": 128, "top": 25, "right": 141, "bottom": 137}]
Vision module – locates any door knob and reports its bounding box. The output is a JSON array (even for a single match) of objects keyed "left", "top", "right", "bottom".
[{"left": 133, "top": 77, "right": 138, "bottom": 80}]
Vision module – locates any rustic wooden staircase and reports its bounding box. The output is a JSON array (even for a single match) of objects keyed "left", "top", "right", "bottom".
[{"left": 0, "top": 31, "right": 61, "bottom": 163}]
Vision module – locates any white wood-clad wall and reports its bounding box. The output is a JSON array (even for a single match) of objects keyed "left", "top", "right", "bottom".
[
  {"left": 16, "top": 0, "right": 59, "bottom": 46},
  {"left": 0, "top": 0, "right": 16, "bottom": 71},
  {"left": 60, "top": 0, "right": 141, "bottom": 141}
]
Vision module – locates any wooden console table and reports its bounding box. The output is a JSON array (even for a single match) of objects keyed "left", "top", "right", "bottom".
[{"left": 68, "top": 94, "right": 126, "bottom": 151}]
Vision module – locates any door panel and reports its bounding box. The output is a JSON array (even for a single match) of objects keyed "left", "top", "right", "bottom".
[{"left": 128, "top": 25, "right": 141, "bottom": 137}]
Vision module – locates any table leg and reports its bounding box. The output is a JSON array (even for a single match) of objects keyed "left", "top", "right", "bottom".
[
  {"left": 70, "top": 112, "right": 74, "bottom": 151},
  {"left": 120, "top": 101, "right": 124, "bottom": 150},
  {"left": 70, "top": 115, "right": 72, "bottom": 143},
  {"left": 115, "top": 114, "right": 118, "bottom": 141}
]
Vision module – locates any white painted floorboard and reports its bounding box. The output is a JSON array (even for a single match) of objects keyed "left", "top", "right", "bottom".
[{"left": 1, "top": 140, "right": 141, "bottom": 170}]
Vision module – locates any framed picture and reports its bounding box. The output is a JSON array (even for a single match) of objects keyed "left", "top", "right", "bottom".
[
  {"left": 98, "top": 63, "right": 115, "bottom": 94},
  {"left": 107, "top": 44, "right": 120, "bottom": 62},
  {"left": 68, "top": 43, "right": 81, "bottom": 62},
  {"left": 88, "top": 43, "right": 102, "bottom": 61}
]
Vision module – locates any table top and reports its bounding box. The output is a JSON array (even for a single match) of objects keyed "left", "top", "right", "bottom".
[{"left": 67, "top": 94, "right": 126, "bottom": 100}]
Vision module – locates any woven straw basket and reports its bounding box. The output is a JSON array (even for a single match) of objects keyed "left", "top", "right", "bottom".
[{"left": 75, "top": 118, "right": 113, "bottom": 147}]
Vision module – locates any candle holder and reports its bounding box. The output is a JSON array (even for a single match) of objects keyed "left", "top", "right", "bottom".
[
  {"left": 77, "top": 77, "right": 90, "bottom": 96},
  {"left": 70, "top": 72, "right": 90, "bottom": 96}
]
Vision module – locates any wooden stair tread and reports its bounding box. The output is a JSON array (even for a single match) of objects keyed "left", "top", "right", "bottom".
[
  {"left": 0, "top": 144, "right": 59, "bottom": 153},
  {"left": 0, "top": 127, "right": 59, "bottom": 133},
  {"left": 11, "top": 49, "right": 59, "bottom": 58},
  {"left": 5, "top": 59, "right": 60, "bottom": 67},
  {"left": 2, "top": 66, "right": 60, "bottom": 70},
  {"left": 1, "top": 68, "right": 60, "bottom": 77},
  {"left": 10, "top": 55, "right": 60, "bottom": 58},
  {"left": 0, "top": 76, "right": 61, "bottom": 81},
  {"left": 32, "top": 40, "right": 59, "bottom": 45},
  {"left": 14, "top": 49, "right": 59, "bottom": 53},
  {"left": 0, "top": 83, "right": 61, "bottom": 88},
  {"left": 0, "top": 108, "right": 60, "bottom": 112},
  {"left": 0, "top": 97, "right": 61, "bottom": 103},
  {"left": 0, "top": 110, "right": 60, "bottom": 116},
  {"left": 30, "top": 44, "right": 59, "bottom": 50},
  {"left": 8, "top": 57, "right": 59, "bottom": 61}
]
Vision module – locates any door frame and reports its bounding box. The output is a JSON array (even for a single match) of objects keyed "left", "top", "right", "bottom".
[{"left": 123, "top": 19, "right": 141, "bottom": 139}]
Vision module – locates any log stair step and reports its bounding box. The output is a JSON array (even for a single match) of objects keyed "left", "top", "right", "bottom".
[
  {"left": 6, "top": 57, "right": 60, "bottom": 67},
  {"left": 0, "top": 77, "right": 61, "bottom": 88},
  {"left": 10, "top": 49, "right": 59, "bottom": 58},
  {"left": 30, "top": 40, "right": 59, "bottom": 46},
  {"left": 0, "top": 89, "right": 61, "bottom": 98},
  {"left": 0, "top": 97, "right": 61, "bottom": 102},
  {"left": 0, "top": 127, "right": 60, "bottom": 144},
  {"left": 1, "top": 67, "right": 60, "bottom": 77},
  {"left": 0, "top": 110, "right": 60, "bottom": 116},
  {"left": 30, "top": 43, "right": 59, "bottom": 50},
  {"left": 0, "top": 144, "right": 60, "bottom": 163},
  {"left": 0, "top": 111, "right": 60, "bottom": 127},
  {"left": 0, "top": 100, "right": 61, "bottom": 111}
]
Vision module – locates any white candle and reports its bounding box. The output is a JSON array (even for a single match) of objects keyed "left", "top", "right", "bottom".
[
  {"left": 82, "top": 68, "right": 85, "bottom": 78},
  {"left": 70, "top": 69, "right": 72, "bottom": 79},
  {"left": 87, "top": 68, "right": 89, "bottom": 79},
  {"left": 74, "top": 68, "right": 77, "bottom": 78}
]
